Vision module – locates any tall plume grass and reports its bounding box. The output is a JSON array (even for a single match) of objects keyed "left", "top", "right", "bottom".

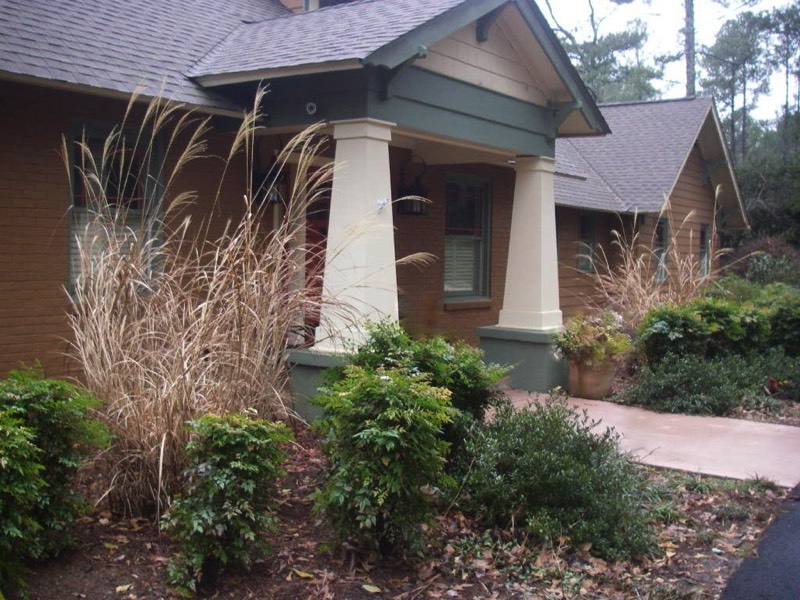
[
  {"left": 65, "top": 89, "right": 337, "bottom": 516},
  {"left": 586, "top": 194, "right": 729, "bottom": 328}
]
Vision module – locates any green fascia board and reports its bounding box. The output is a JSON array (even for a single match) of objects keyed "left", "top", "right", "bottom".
[
  {"left": 364, "top": 0, "right": 509, "bottom": 70},
  {"left": 367, "top": 66, "right": 556, "bottom": 156},
  {"left": 513, "top": 0, "right": 609, "bottom": 135}
]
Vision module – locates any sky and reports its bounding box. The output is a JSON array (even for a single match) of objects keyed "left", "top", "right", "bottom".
[{"left": 543, "top": 0, "right": 794, "bottom": 120}]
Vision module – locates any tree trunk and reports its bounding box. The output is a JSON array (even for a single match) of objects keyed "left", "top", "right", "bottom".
[{"left": 684, "top": 0, "right": 696, "bottom": 96}]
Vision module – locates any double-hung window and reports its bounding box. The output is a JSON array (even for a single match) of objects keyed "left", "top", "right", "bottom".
[
  {"left": 577, "top": 212, "right": 597, "bottom": 273},
  {"left": 654, "top": 217, "right": 669, "bottom": 282},
  {"left": 444, "top": 175, "right": 490, "bottom": 299},
  {"left": 69, "top": 127, "right": 160, "bottom": 289}
]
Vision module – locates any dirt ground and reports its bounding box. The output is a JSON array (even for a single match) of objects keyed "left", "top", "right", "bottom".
[{"left": 24, "top": 423, "right": 793, "bottom": 600}]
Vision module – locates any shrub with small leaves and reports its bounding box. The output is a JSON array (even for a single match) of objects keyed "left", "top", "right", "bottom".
[
  {"left": 0, "top": 368, "right": 107, "bottom": 560},
  {"left": 459, "top": 399, "right": 653, "bottom": 561},
  {"left": 0, "top": 411, "right": 45, "bottom": 596},
  {"left": 313, "top": 366, "right": 454, "bottom": 556},
  {"left": 162, "top": 414, "right": 293, "bottom": 593}
]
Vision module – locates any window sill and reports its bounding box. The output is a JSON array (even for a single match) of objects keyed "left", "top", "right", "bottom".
[{"left": 444, "top": 298, "right": 492, "bottom": 311}]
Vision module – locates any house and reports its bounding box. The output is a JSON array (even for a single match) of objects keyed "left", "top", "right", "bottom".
[
  {"left": 553, "top": 97, "right": 747, "bottom": 317},
  {"left": 0, "top": 0, "right": 743, "bottom": 398}
]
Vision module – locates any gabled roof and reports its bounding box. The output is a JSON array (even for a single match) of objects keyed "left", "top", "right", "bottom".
[
  {"left": 0, "top": 0, "right": 289, "bottom": 111},
  {"left": 554, "top": 96, "right": 747, "bottom": 227},
  {"left": 189, "top": 0, "right": 469, "bottom": 81}
]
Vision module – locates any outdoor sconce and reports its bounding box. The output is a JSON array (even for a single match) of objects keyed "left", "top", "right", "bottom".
[
  {"left": 253, "top": 148, "right": 289, "bottom": 206},
  {"left": 397, "top": 155, "right": 429, "bottom": 215}
]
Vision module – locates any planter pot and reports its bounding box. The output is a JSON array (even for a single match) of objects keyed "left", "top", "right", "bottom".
[{"left": 567, "top": 361, "right": 617, "bottom": 399}]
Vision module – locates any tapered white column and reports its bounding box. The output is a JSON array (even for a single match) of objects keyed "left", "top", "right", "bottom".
[
  {"left": 314, "top": 119, "right": 398, "bottom": 352},
  {"left": 498, "top": 156, "right": 562, "bottom": 331}
]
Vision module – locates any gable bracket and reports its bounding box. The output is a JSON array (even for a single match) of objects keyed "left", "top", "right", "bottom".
[
  {"left": 702, "top": 158, "right": 727, "bottom": 184},
  {"left": 379, "top": 45, "right": 428, "bottom": 101},
  {"left": 546, "top": 101, "right": 581, "bottom": 139},
  {"left": 476, "top": 7, "right": 504, "bottom": 43}
]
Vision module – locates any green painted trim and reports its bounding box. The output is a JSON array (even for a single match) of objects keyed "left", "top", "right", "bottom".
[
  {"left": 365, "top": 0, "right": 509, "bottom": 69},
  {"left": 287, "top": 347, "right": 346, "bottom": 369},
  {"left": 477, "top": 7, "right": 504, "bottom": 42},
  {"left": 286, "top": 348, "right": 346, "bottom": 421},
  {"left": 367, "top": 66, "right": 556, "bottom": 156},
  {"left": 514, "top": 0, "right": 609, "bottom": 135},
  {"left": 477, "top": 325, "right": 567, "bottom": 391}
]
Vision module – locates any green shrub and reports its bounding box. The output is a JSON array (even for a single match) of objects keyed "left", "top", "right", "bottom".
[
  {"left": 339, "top": 321, "right": 508, "bottom": 421},
  {"left": 0, "top": 368, "right": 106, "bottom": 560},
  {"left": 313, "top": 366, "right": 454, "bottom": 556},
  {"left": 637, "top": 299, "right": 769, "bottom": 365},
  {"left": 0, "top": 411, "right": 45, "bottom": 596},
  {"left": 459, "top": 400, "right": 654, "bottom": 561},
  {"left": 622, "top": 354, "right": 748, "bottom": 415},
  {"left": 162, "top": 414, "right": 292, "bottom": 593},
  {"left": 766, "top": 294, "right": 800, "bottom": 357}
]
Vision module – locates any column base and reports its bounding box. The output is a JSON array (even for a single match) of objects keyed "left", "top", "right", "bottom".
[
  {"left": 476, "top": 325, "right": 566, "bottom": 392},
  {"left": 286, "top": 347, "right": 346, "bottom": 421}
]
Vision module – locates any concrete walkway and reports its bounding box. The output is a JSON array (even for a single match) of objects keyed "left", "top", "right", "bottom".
[{"left": 506, "top": 391, "right": 800, "bottom": 488}]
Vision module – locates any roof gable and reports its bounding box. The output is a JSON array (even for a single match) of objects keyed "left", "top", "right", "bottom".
[{"left": 555, "top": 96, "right": 747, "bottom": 227}]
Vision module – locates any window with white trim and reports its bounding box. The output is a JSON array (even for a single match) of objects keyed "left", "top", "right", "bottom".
[
  {"left": 654, "top": 217, "right": 669, "bottom": 282},
  {"left": 577, "top": 212, "right": 597, "bottom": 273},
  {"left": 69, "top": 128, "right": 160, "bottom": 288},
  {"left": 444, "top": 175, "right": 490, "bottom": 299}
]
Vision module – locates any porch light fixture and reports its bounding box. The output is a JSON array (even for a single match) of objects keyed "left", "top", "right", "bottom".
[
  {"left": 253, "top": 147, "right": 288, "bottom": 206},
  {"left": 397, "top": 155, "right": 429, "bottom": 215}
]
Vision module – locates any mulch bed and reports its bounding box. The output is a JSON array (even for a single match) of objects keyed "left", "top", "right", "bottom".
[{"left": 24, "top": 423, "right": 793, "bottom": 600}]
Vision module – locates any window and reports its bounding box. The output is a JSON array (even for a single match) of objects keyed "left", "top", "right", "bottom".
[
  {"left": 577, "top": 212, "right": 597, "bottom": 273},
  {"left": 698, "top": 225, "right": 710, "bottom": 277},
  {"left": 654, "top": 218, "right": 668, "bottom": 282},
  {"left": 69, "top": 128, "right": 160, "bottom": 288},
  {"left": 444, "top": 176, "right": 490, "bottom": 298}
]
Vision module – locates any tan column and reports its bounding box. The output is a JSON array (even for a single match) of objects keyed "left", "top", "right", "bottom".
[
  {"left": 314, "top": 118, "right": 398, "bottom": 351},
  {"left": 498, "top": 156, "right": 562, "bottom": 331}
]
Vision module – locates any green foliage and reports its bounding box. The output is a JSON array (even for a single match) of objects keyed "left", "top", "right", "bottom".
[
  {"left": 765, "top": 294, "right": 800, "bottom": 357},
  {"left": 162, "top": 414, "right": 292, "bottom": 592},
  {"left": 0, "top": 368, "right": 106, "bottom": 561},
  {"left": 312, "top": 366, "right": 454, "bottom": 556},
  {"left": 554, "top": 311, "right": 632, "bottom": 366},
  {"left": 621, "top": 354, "right": 746, "bottom": 416},
  {"left": 459, "top": 399, "right": 654, "bottom": 561},
  {"left": 0, "top": 411, "right": 45, "bottom": 596},
  {"left": 637, "top": 299, "right": 769, "bottom": 365}
]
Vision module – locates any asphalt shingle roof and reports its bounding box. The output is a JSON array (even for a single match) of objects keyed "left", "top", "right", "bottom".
[
  {"left": 0, "top": 0, "right": 289, "bottom": 111},
  {"left": 555, "top": 96, "right": 714, "bottom": 213},
  {"left": 189, "top": 0, "right": 468, "bottom": 78}
]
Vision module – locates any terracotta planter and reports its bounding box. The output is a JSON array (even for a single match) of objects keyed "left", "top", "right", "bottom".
[{"left": 567, "top": 361, "right": 617, "bottom": 399}]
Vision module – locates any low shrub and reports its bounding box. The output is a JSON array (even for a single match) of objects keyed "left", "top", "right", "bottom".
[
  {"left": 726, "top": 236, "right": 800, "bottom": 286},
  {"left": 766, "top": 294, "right": 800, "bottom": 357},
  {"left": 553, "top": 311, "right": 631, "bottom": 366},
  {"left": 0, "top": 368, "right": 106, "bottom": 560},
  {"left": 459, "top": 399, "right": 654, "bottom": 561},
  {"left": 0, "top": 411, "right": 44, "bottom": 596},
  {"left": 162, "top": 414, "right": 292, "bottom": 593},
  {"left": 313, "top": 366, "right": 454, "bottom": 556},
  {"left": 637, "top": 299, "right": 769, "bottom": 365}
]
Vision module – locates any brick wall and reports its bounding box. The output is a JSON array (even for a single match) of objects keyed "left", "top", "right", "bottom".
[{"left": 0, "top": 80, "right": 249, "bottom": 378}]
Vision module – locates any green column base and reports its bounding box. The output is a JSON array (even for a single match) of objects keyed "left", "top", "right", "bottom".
[
  {"left": 476, "top": 325, "right": 566, "bottom": 392},
  {"left": 286, "top": 348, "right": 345, "bottom": 421}
]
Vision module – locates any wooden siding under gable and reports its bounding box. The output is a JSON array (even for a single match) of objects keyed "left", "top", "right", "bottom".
[{"left": 421, "top": 9, "right": 549, "bottom": 106}]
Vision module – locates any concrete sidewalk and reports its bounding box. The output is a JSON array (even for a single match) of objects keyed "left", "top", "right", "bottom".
[{"left": 506, "top": 391, "right": 800, "bottom": 488}]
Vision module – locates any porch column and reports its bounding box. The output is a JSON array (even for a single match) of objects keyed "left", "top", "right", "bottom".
[
  {"left": 314, "top": 118, "right": 398, "bottom": 352},
  {"left": 498, "top": 155, "right": 562, "bottom": 330},
  {"left": 476, "top": 155, "right": 565, "bottom": 392}
]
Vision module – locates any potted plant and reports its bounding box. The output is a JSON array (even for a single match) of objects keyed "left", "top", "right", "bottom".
[{"left": 554, "top": 311, "right": 632, "bottom": 399}]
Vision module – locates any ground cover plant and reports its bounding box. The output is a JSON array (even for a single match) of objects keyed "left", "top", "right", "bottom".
[{"left": 23, "top": 423, "right": 792, "bottom": 600}]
